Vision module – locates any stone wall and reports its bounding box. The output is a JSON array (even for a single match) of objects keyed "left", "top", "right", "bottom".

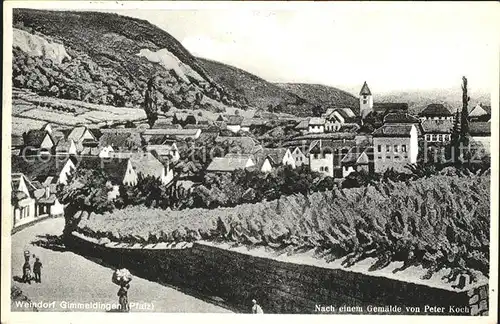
[
  {"left": 467, "top": 285, "right": 489, "bottom": 316},
  {"left": 67, "top": 234, "right": 488, "bottom": 315}
]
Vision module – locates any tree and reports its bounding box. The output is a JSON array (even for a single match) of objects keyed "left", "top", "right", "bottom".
[
  {"left": 144, "top": 76, "right": 160, "bottom": 128},
  {"left": 57, "top": 168, "right": 115, "bottom": 239},
  {"left": 312, "top": 105, "right": 323, "bottom": 117},
  {"left": 460, "top": 76, "right": 470, "bottom": 144}
]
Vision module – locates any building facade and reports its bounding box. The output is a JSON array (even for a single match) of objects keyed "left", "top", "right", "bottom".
[{"left": 372, "top": 124, "right": 418, "bottom": 173}]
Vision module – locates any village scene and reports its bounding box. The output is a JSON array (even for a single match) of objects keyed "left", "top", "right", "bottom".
[{"left": 8, "top": 7, "right": 493, "bottom": 316}]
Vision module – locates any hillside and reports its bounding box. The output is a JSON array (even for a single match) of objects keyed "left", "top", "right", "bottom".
[
  {"left": 12, "top": 9, "right": 245, "bottom": 113},
  {"left": 276, "top": 83, "right": 359, "bottom": 114},
  {"left": 198, "top": 58, "right": 358, "bottom": 116}
]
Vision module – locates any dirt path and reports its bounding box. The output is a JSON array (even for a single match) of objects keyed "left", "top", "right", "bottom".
[{"left": 11, "top": 217, "right": 231, "bottom": 313}]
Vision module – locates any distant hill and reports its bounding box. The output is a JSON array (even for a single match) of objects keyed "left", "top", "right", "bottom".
[
  {"left": 198, "top": 58, "right": 302, "bottom": 109},
  {"left": 275, "top": 83, "right": 359, "bottom": 114},
  {"left": 375, "top": 89, "right": 491, "bottom": 114},
  {"left": 198, "top": 58, "right": 358, "bottom": 116},
  {"left": 12, "top": 9, "right": 245, "bottom": 113}
]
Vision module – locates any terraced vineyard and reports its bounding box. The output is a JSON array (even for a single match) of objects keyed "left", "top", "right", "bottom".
[{"left": 77, "top": 173, "right": 490, "bottom": 280}]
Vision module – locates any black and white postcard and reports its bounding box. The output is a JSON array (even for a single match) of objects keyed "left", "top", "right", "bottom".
[{"left": 2, "top": 2, "right": 498, "bottom": 324}]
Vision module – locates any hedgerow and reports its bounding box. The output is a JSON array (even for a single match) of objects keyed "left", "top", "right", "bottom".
[{"left": 77, "top": 173, "right": 490, "bottom": 281}]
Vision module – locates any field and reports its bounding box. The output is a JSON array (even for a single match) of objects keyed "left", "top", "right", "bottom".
[
  {"left": 77, "top": 174, "right": 490, "bottom": 280},
  {"left": 11, "top": 88, "right": 146, "bottom": 134}
]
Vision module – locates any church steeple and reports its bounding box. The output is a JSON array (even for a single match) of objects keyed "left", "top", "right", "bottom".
[
  {"left": 360, "top": 81, "right": 372, "bottom": 96},
  {"left": 359, "top": 81, "right": 373, "bottom": 119}
]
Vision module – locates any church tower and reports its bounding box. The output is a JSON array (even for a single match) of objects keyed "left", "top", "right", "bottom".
[{"left": 359, "top": 81, "right": 373, "bottom": 119}]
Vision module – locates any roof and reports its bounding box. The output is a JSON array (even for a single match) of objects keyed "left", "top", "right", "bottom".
[
  {"left": 468, "top": 104, "right": 491, "bottom": 117},
  {"left": 12, "top": 134, "right": 24, "bottom": 147},
  {"left": 12, "top": 155, "right": 73, "bottom": 182},
  {"left": 419, "top": 104, "right": 453, "bottom": 117},
  {"left": 23, "top": 130, "right": 53, "bottom": 147},
  {"left": 143, "top": 128, "right": 200, "bottom": 138},
  {"left": 295, "top": 119, "right": 310, "bottom": 130},
  {"left": 78, "top": 156, "right": 131, "bottom": 184},
  {"left": 360, "top": 82, "right": 372, "bottom": 96},
  {"left": 308, "top": 139, "right": 356, "bottom": 154},
  {"left": 128, "top": 152, "right": 165, "bottom": 179},
  {"left": 373, "top": 103, "right": 409, "bottom": 114},
  {"left": 146, "top": 143, "right": 177, "bottom": 155},
  {"left": 215, "top": 136, "right": 262, "bottom": 154},
  {"left": 99, "top": 130, "right": 142, "bottom": 149},
  {"left": 153, "top": 122, "right": 182, "bottom": 130},
  {"left": 80, "top": 147, "right": 101, "bottom": 155},
  {"left": 341, "top": 147, "right": 373, "bottom": 165},
  {"left": 11, "top": 173, "right": 36, "bottom": 192},
  {"left": 254, "top": 148, "right": 289, "bottom": 167},
  {"left": 67, "top": 126, "right": 95, "bottom": 142},
  {"left": 372, "top": 124, "right": 414, "bottom": 137},
  {"left": 336, "top": 108, "right": 356, "bottom": 119},
  {"left": 309, "top": 117, "right": 325, "bottom": 125},
  {"left": 174, "top": 113, "right": 197, "bottom": 123},
  {"left": 226, "top": 115, "right": 244, "bottom": 125},
  {"left": 241, "top": 118, "right": 253, "bottom": 127},
  {"left": 469, "top": 121, "right": 491, "bottom": 136},
  {"left": 421, "top": 120, "right": 454, "bottom": 134},
  {"left": 384, "top": 112, "right": 420, "bottom": 124},
  {"left": 38, "top": 194, "right": 57, "bottom": 205},
  {"left": 206, "top": 155, "right": 254, "bottom": 172},
  {"left": 55, "top": 138, "right": 78, "bottom": 152}
]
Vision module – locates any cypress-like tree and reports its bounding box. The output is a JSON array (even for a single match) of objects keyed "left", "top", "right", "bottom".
[
  {"left": 144, "top": 76, "right": 160, "bottom": 128},
  {"left": 460, "top": 76, "right": 470, "bottom": 144}
]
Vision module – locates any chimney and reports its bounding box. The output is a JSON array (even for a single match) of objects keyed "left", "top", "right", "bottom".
[{"left": 45, "top": 186, "right": 50, "bottom": 199}]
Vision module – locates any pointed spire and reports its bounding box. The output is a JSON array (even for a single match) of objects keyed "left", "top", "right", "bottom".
[{"left": 360, "top": 81, "right": 371, "bottom": 96}]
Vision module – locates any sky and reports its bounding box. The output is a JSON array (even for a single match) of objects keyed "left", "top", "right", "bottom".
[{"left": 104, "top": 3, "right": 498, "bottom": 94}]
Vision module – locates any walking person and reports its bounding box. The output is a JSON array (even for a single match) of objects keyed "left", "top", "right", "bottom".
[
  {"left": 22, "top": 260, "right": 31, "bottom": 284},
  {"left": 33, "top": 257, "right": 43, "bottom": 283},
  {"left": 251, "top": 299, "right": 264, "bottom": 314},
  {"left": 117, "top": 283, "right": 130, "bottom": 312}
]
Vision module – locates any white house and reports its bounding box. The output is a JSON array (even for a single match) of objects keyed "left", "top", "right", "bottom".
[
  {"left": 255, "top": 148, "right": 296, "bottom": 173},
  {"left": 421, "top": 120, "right": 453, "bottom": 145},
  {"left": 308, "top": 140, "right": 334, "bottom": 177},
  {"left": 11, "top": 173, "right": 37, "bottom": 228},
  {"left": 291, "top": 147, "right": 308, "bottom": 167},
  {"left": 308, "top": 117, "right": 325, "bottom": 134},
  {"left": 372, "top": 124, "right": 418, "bottom": 173},
  {"left": 340, "top": 147, "right": 374, "bottom": 178}
]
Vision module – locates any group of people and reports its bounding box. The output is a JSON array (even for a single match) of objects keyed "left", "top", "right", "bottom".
[{"left": 22, "top": 251, "right": 43, "bottom": 284}]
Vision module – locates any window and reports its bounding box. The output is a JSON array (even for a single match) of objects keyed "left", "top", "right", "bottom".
[
  {"left": 438, "top": 134, "right": 443, "bottom": 141},
  {"left": 386, "top": 145, "right": 391, "bottom": 153},
  {"left": 363, "top": 100, "right": 367, "bottom": 104},
  {"left": 324, "top": 167, "right": 329, "bottom": 172},
  {"left": 426, "top": 135, "right": 430, "bottom": 141},
  {"left": 394, "top": 145, "right": 399, "bottom": 153},
  {"left": 432, "top": 134, "right": 437, "bottom": 141},
  {"left": 402, "top": 145, "right": 407, "bottom": 152},
  {"left": 394, "top": 156, "right": 399, "bottom": 159},
  {"left": 378, "top": 156, "right": 382, "bottom": 159},
  {"left": 377, "top": 145, "right": 382, "bottom": 152}
]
